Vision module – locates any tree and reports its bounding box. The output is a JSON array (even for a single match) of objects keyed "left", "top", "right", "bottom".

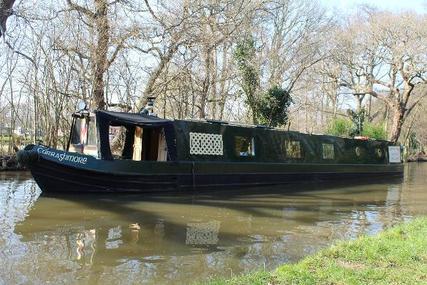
[
  {"left": 258, "top": 0, "right": 331, "bottom": 92},
  {"left": 133, "top": 0, "right": 194, "bottom": 112},
  {"left": 234, "top": 38, "right": 293, "bottom": 127},
  {"left": 0, "top": 0, "right": 15, "bottom": 37},
  {"left": 257, "top": 86, "right": 292, "bottom": 127},
  {"left": 329, "top": 10, "right": 427, "bottom": 142},
  {"left": 134, "top": 0, "right": 254, "bottom": 120},
  {"left": 65, "top": 0, "right": 137, "bottom": 110},
  {"left": 234, "top": 35, "right": 259, "bottom": 124}
]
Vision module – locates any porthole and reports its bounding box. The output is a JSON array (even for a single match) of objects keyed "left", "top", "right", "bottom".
[
  {"left": 376, "top": 148, "right": 383, "bottom": 158},
  {"left": 355, "top": 146, "right": 361, "bottom": 157}
]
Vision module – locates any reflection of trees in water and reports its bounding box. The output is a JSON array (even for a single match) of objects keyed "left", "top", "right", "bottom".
[
  {"left": 2, "top": 166, "right": 427, "bottom": 284},
  {"left": 400, "top": 163, "right": 427, "bottom": 216},
  {"left": 75, "top": 229, "right": 97, "bottom": 264},
  {"left": 0, "top": 178, "right": 39, "bottom": 239}
]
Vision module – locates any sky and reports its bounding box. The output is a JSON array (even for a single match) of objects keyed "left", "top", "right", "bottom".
[{"left": 320, "top": 0, "right": 427, "bottom": 13}]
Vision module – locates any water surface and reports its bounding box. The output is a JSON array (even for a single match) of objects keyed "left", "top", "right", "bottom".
[{"left": 0, "top": 164, "right": 426, "bottom": 284}]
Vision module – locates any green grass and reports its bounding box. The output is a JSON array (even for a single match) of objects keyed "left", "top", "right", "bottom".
[
  {"left": 202, "top": 217, "right": 427, "bottom": 285},
  {"left": 0, "top": 135, "right": 12, "bottom": 143}
]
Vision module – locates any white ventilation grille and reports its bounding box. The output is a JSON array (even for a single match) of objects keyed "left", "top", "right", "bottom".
[{"left": 190, "top": 132, "right": 223, "bottom": 155}]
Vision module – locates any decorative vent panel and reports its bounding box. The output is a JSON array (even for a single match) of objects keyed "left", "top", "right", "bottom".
[{"left": 190, "top": 132, "right": 223, "bottom": 155}]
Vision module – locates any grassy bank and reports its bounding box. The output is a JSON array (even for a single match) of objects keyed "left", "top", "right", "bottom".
[{"left": 204, "top": 217, "right": 427, "bottom": 285}]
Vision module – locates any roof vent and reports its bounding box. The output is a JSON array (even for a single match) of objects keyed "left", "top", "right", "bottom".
[
  {"left": 140, "top": 97, "right": 157, "bottom": 117},
  {"left": 206, "top": 119, "right": 228, "bottom": 125}
]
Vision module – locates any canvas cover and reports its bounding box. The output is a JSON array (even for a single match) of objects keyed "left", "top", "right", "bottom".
[{"left": 95, "top": 111, "right": 176, "bottom": 160}]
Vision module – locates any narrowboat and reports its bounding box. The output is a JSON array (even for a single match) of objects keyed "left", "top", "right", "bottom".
[{"left": 17, "top": 106, "right": 403, "bottom": 193}]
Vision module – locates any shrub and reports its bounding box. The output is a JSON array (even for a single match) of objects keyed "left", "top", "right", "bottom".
[
  {"left": 362, "top": 122, "right": 387, "bottom": 140},
  {"left": 327, "top": 118, "right": 387, "bottom": 140},
  {"left": 326, "top": 117, "right": 352, "bottom": 137}
]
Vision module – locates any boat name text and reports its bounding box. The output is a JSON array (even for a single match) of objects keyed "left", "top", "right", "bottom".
[{"left": 37, "top": 148, "right": 88, "bottom": 164}]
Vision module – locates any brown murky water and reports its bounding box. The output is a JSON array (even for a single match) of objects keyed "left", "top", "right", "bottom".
[{"left": 0, "top": 164, "right": 426, "bottom": 285}]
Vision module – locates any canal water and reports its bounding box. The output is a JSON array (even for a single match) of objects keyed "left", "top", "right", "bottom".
[{"left": 0, "top": 164, "right": 426, "bottom": 285}]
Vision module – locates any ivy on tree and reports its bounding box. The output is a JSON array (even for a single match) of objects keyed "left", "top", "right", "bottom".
[
  {"left": 257, "top": 86, "right": 292, "bottom": 127},
  {"left": 234, "top": 36, "right": 259, "bottom": 124},
  {"left": 234, "top": 36, "right": 292, "bottom": 127}
]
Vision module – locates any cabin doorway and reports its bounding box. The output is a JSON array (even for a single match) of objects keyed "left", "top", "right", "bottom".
[{"left": 132, "top": 127, "right": 167, "bottom": 161}]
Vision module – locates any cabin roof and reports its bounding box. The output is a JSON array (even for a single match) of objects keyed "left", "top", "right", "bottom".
[
  {"left": 93, "top": 110, "right": 389, "bottom": 144},
  {"left": 96, "top": 110, "right": 172, "bottom": 127}
]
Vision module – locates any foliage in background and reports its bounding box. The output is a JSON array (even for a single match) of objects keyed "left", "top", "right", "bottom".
[
  {"left": 1, "top": 1, "right": 427, "bottom": 152},
  {"left": 407, "top": 132, "right": 423, "bottom": 154},
  {"left": 234, "top": 36, "right": 260, "bottom": 124},
  {"left": 256, "top": 86, "right": 293, "bottom": 127},
  {"left": 326, "top": 117, "right": 352, "bottom": 137},
  {"left": 327, "top": 117, "right": 386, "bottom": 140},
  {"left": 363, "top": 122, "right": 387, "bottom": 140}
]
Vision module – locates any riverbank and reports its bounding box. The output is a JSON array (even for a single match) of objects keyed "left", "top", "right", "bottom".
[
  {"left": 204, "top": 217, "right": 427, "bottom": 285},
  {"left": 0, "top": 155, "right": 26, "bottom": 171},
  {"left": 407, "top": 152, "right": 427, "bottom": 162}
]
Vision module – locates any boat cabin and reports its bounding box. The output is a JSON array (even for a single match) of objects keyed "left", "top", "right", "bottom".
[
  {"left": 67, "top": 110, "right": 399, "bottom": 165},
  {"left": 67, "top": 110, "right": 176, "bottom": 161}
]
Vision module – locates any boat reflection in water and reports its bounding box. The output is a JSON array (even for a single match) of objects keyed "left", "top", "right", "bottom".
[{"left": 3, "top": 166, "right": 425, "bottom": 285}]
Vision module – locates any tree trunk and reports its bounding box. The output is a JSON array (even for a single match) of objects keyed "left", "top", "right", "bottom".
[
  {"left": 135, "top": 44, "right": 179, "bottom": 111},
  {"left": 249, "top": 100, "right": 258, "bottom": 125},
  {"left": 92, "top": 0, "right": 109, "bottom": 110},
  {"left": 210, "top": 48, "right": 218, "bottom": 119},
  {"left": 199, "top": 47, "right": 212, "bottom": 119},
  {"left": 389, "top": 104, "right": 405, "bottom": 143},
  {"left": 0, "top": 0, "right": 15, "bottom": 37},
  {"left": 218, "top": 45, "right": 229, "bottom": 120}
]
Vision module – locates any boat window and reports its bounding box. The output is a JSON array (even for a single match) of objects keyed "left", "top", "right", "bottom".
[
  {"left": 284, "top": 140, "right": 302, "bottom": 159},
  {"left": 109, "top": 126, "right": 126, "bottom": 158},
  {"left": 322, "top": 143, "right": 335, "bottom": 160},
  {"left": 235, "top": 136, "right": 255, "bottom": 157},
  {"left": 69, "top": 116, "right": 98, "bottom": 157},
  {"left": 87, "top": 119, "right": 97, "bottom": 145},
  {"left": 70, "top": 118, "right": 82, "bottom": 146}
]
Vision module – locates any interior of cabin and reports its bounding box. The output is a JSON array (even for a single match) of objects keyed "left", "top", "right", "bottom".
[
  {"left": 108, "top": 125, "right": 168, "bottom": 161},
  {"left": 130, "top": 126, "right": 168, "bottom": 161}
]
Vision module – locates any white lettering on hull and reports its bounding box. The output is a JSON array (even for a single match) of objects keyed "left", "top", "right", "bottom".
[{"left": 37, "top": 147, "right": 88, "bottom": 165}]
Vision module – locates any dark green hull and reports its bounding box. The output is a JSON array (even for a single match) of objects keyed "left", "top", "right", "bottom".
[{"left": 23, "top": 145, "right": 403, "bottom": 193}]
